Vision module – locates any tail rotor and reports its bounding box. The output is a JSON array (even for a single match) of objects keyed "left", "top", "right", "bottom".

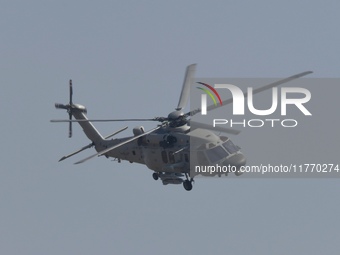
[
  {"left": 68, "top": 80, "right": 73, "bottom": 137},
  {"left": 55, "top": 79, "right": 87, "bottom": 138}
]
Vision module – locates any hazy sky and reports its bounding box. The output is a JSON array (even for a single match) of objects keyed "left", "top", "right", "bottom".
[{"left": 1, "top": 1, "right": 339, "bottom": 254}]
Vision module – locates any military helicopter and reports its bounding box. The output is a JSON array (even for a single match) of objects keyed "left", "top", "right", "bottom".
[{"left": 51, "top": 64, "right": 312, "bottom": 191}]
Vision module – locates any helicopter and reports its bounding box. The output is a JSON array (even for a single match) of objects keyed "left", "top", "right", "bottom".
[{"left": 51, "top": 64, "right": 312, "bottom": 191}]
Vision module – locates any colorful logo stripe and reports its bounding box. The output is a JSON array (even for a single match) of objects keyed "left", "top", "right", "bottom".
[{"left": 196, "top": 82, "right": 223, "bottom": 106}]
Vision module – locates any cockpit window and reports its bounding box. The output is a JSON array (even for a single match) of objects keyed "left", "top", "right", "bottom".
[
  {"left": 222, "top": 140, "right": 239, "bottom": 154},
  {"left": 206, "top": 146, "right": 228, "bottom": 163}
]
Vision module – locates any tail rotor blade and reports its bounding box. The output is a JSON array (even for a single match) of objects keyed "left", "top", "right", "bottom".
[
  {"left": 68, "top": 112, "right": 72, "bottom": 138},
  {"left": 53, "top": 79, "right": 78, "bottom": 138},
  {"left": 55, "top": 103, "right": 68, "bottom": 109},
  {"left": 69, "top": 79, "right": 73, "bottom": 105}
]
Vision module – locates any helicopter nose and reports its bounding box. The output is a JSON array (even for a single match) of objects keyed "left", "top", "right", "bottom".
[{"left": 223, "top": 153, "right": 246, "bottom": 170}]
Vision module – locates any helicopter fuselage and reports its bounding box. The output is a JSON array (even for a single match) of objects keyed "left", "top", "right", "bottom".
[{"left": 96, "top": 123, "right": 246, "bottom": 177}]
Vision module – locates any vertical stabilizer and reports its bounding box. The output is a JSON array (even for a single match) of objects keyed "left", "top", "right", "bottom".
[{"left": 72, "top": 109, "right": 104, "bottom": 143}]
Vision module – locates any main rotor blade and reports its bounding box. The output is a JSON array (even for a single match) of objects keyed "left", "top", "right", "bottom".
[
  {"left": 187, "top": 71, "right": 313, "bottom": 117},
  {"left": 59, "top": 143, "right": 93, "bottom": 162},
  {"left": 103, "top": 126, "right": 128, "bottom": 139},
  {"left": 74, "top": 125, "right": 164, "bottom": 164},
  {"left": 176, "top": 64, "right": 196, "bottom": 111},
  {"left": 189, "top": 121, "right": 241, "bottom": 135},
  {"left": 58, "top": 126, "right": 128, "bottom": 162},
  {"left": 50, "top": 118, "right": 159, "bottom": 123}
]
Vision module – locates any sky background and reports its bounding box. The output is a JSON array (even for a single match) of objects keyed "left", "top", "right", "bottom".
[{"left": 1, "top": 0, "right": 339, "bottom": 254}]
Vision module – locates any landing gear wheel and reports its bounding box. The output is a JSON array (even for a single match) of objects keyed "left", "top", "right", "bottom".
[
  {"left": 183, "top": 180, "right": 193, "bottom": 191},
  {"left": 152, "top": 172, "right": 159, "bottom": 181}
]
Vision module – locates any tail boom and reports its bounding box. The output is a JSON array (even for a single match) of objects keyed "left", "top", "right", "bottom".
[{"left": 71, "top": 107, "right": 104, "bottom": 143}]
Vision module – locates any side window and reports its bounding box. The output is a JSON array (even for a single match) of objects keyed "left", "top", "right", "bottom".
[{"left": 161, "top": 151, "right": 168, "bottom": 163}]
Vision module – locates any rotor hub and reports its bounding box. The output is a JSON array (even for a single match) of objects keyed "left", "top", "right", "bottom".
[
  {"left": 167, "top": 110, "right": 187, "bottom": 127},
  {"left": 167, "top": 110, "right": 184, "bottom": 120}
]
